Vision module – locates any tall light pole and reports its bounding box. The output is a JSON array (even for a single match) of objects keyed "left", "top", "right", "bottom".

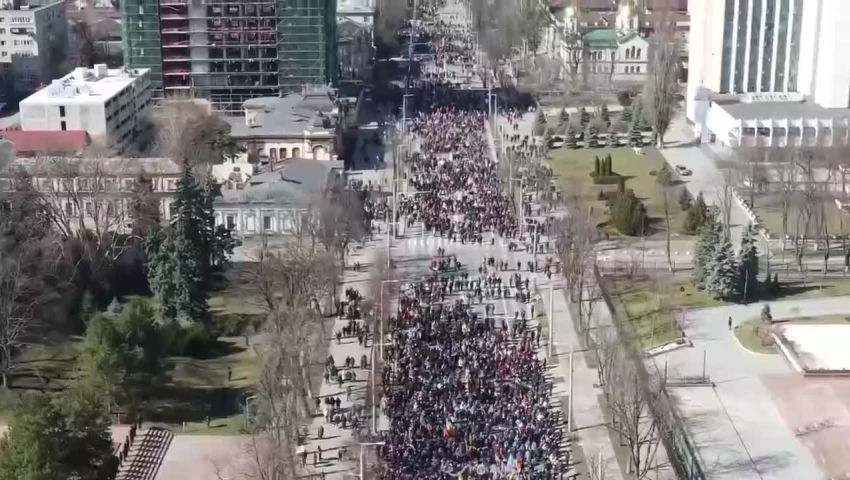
[
  {"left": 357, "top": 441, "right": 385, "bottom": 479},
  {"left": 548, "top": 285, "right": 555, "bottom": 357}
]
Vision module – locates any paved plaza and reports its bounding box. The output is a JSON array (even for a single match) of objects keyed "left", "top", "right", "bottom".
[{"left": 656, "top": 297, "right": 850, "bottom": 479}]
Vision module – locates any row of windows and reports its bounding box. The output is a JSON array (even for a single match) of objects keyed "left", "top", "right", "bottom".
[
  {"left": 0, "top": 16, "right": 32, "bottom": 24},
  {"left": 0, "top": 176, "right": 180, "bottom": 193},
  {"left": 587, "top": 64, "right": 641, "bottom": 74}
]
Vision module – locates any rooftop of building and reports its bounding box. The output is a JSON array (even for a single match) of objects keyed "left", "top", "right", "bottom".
[
  {"left": 712, "top": 93, "right": 850, "bottom": 121},
  {"left": 20, "top": 64, "right": 149, "bottom": 106},
  {"left": 0, "top": 0, "right": 63, "bottom": 13},
  {"left": 583, "top": 28, "right": 641, "bottom": 48},
  {"left": 1, "top": 129, "right": 89, "bottom": 155},
  {"left": 4, "top": 156, "right": 182, "bottom": 177},
  {"left": 217, "top": 157, "right": 343, "bottom": 207},
  {"left": 225, "top": 87, "right": 337, "bottom": 139}
]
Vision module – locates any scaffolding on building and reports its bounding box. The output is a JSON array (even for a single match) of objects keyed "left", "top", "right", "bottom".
[
  {"left": 122, "top": 0, "right": 164, "bottom": 101},
  {"left": 123, "top": 0, "right": 337, "bottom": 114},
  {"left": 276, "top": 0, "right": 337, "bottom": 94}
]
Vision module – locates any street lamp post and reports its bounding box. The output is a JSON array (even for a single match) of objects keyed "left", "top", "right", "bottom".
[
  {"left": 358, "top": 441, "right": 385, "bottom": 479},
  {"left": 373, "top": 279, "right": 401, "bottom": 433}
]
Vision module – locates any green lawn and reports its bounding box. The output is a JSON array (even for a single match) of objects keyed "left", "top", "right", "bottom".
[
  {"left": 550, "top": 146, "right": 690, "bottom": 237},
  {"left": 734, "top": 320, "right": 777, "bottom": 354},
  {"left": 605, "top": 276, "right": 723, "bottom": 351},
  {"left": 0, "top": 336, "right": 259, "bottom": 435},
  {"left": 769, "top": 277, "right": 850, "bottom": 302},
  {"left": 751, "top": 192, "right": 847, "bottom": 239}
]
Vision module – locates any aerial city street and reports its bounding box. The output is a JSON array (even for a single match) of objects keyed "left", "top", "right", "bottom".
[{"left": 1, "top": 0, "right": 850, "bottom": 479}]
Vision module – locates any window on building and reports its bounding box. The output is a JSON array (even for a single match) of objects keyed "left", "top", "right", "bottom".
[
  {"left": 59, "top": 106, "right": 65, "bottom": 117},
  {"left": 226, "top": 215, "right": 236, "bottom": 230},
  {"left": 263, "top": 215, "right": 272, "bottom": 231},
  {"left": 60, "top": 120, "right": 66, "bottom": 131},
  {"left": 280, "top": 148, "right": 287, "bottom": 159},
  {"left": 292, "top": 147, "right": 301, "bottom": 158}
]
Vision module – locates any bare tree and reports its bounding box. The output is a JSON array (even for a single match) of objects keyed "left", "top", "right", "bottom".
[
  {"left": 0, "top": 251, "right": 35, "bottom": 388},
  {"left": 564, "top": 32, "right": 585, "bottom": 91},
  {"left": 154, "top": 98, "right": 241, "bottom": 167},
  {"left": 661, "top": 184, "right": 673, "bottom": 272},
  {"left": 25, "top": 157, "right": 133, "bottom": 277},
  {"left": 773, "top": 149, "right": 797, "bottom": 264},
  {"left": 242, "top": 240, "right": 336, "bottom": 478},
  {"left": 607, "top": 359, "right": 664, "bottom": 479},
  {"left": 717, "top": 168, "right": 735, "bottom": 242},
  {"left": 593, "top": 322, "right": 620, "bottom": 394},
  {"left": 643, "top": 24, "right": 681, "bottom": 149}
]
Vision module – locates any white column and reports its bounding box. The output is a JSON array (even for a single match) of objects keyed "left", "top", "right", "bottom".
[
  {"left": 755, "top": 0, "right": 767, "bottom": 92},
  {"left": 729, "top": 0, "right": 743, "bottom": 91},
  {"left": 742, "top": 0, "right": 755, "bottom": 91},
  {"left": 769, "top": 0, "right": 782, "bottom": 91},
  {"left": 783, "top": 0, "right": 796, "bottom": 91}
]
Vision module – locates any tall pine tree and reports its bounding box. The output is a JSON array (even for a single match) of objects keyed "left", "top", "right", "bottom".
[
  {"left": 692, "top": 207, "right": 721, "bottom": 288},
  {"left": 737, "top": 223, "right": 760, "bottom": 301},
  {"left": 705, "top": 238, "right": 738, "bottom": 299},
  {"left": 145, "top": 230, "right": 207, "bottom": 325}
]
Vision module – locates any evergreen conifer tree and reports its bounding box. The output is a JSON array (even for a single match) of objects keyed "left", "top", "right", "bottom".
[
  {"left": 737, "top": 223, "right": 760, "bottom": 301},
  {"left": 621, "top": 106, "right": 632, "bottom": 123},
  {"left": 586, "top": 125, "right": 598, "bottom": 148},
  {"left": 565, "top": 125, "right": 578, "bottom": 148},
  {"left": 579, "top": 107, "right": 590, "bottom": 127},
  {"left": 693, "top": 208, "right": 721, "bottom": 287},
  {"left": 678, "top": 187, "right": 693, "bottom": 211},
  {"left": 705, "top": 238, "right": 738, "bottom": 299}
]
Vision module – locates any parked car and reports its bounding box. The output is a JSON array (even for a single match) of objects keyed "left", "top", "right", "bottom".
[
  {"left": 548, "top": 135, "right": 565, "bottom": 149},
  {"left": 675, "top": 165, "right": 693, "bottom": 176}
]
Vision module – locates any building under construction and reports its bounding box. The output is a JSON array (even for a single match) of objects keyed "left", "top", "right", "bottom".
[{"left": 121, "top": 0, "right": 337, "bottom": 114}]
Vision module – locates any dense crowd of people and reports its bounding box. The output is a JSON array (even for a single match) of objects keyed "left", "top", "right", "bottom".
[
  {"left": 379, "top": 99, "right": 566, "bottom": 476},
  {"left": 398, "top": 108, "right": 519, "bottom": 243},
  {"left": 380, "top": 268, "right": 566, "bottom": 478}
]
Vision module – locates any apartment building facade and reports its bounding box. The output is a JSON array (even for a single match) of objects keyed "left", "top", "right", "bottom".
[
  {"left": 0, "top": 0, "right": 67, "bottom": 94},
  {"left": 121, "top": 0, "right": 338, "bottom": 114}
]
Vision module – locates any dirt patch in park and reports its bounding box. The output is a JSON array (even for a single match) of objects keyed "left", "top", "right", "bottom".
[{"left": 762, "top": 374, "right": 850, "bottom": 479}]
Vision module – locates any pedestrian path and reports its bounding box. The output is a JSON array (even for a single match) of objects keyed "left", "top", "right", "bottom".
[{"left": 300, "top": 242, "right": 382, "bottom": 479}]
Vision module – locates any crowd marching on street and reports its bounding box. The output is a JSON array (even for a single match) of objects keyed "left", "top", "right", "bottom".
[{"left": 377, "top": 101, "right": 568, "bottom": 478}]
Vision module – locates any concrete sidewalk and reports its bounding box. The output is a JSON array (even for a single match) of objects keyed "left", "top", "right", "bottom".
[{"left": 299, "top": 241, "right": 384, "bottom": 479}]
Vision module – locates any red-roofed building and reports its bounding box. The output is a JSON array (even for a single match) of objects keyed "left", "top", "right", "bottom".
[{"left": 1, "top": 130, "right": 90, "bottom": 156}]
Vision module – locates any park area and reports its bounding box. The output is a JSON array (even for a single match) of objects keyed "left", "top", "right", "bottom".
[
  {"left": 603, "top": 275, "right": 722, "bottom": 351},
  {"left": 550, "top": 146, "right": 692, "bottom": 238},
  {"left": 0, "top": 275, "right": 267, "bottom": 436},
  {"left": 749, "top": 191, "right": 848, "bottom": 240}
]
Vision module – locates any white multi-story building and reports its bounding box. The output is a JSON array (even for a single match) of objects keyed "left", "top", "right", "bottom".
[
  {"left": 0, "top": 0, "right": 66, "bottom": 94},
  {"left": 19, "top": 65, "right": 153, "bottom": 152},
  {"left": 688, "top": 0, "right": 850, "bottom": 148}
]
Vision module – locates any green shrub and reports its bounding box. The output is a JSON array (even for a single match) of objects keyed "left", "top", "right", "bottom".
[
  {"left": 610, "top": 190, "right": 648, "bottom": 236},
  {"left": 592, "top": 175, "right": 622, "bottom": 185}
]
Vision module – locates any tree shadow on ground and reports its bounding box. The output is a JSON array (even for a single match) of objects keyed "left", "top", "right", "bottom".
[{"left": 145, "top": 385, "right": 251, "bottom": 425}]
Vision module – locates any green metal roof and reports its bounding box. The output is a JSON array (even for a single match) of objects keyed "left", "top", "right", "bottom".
[{"left": 583, "top": 29, "right": 639, "bottom": 49}]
